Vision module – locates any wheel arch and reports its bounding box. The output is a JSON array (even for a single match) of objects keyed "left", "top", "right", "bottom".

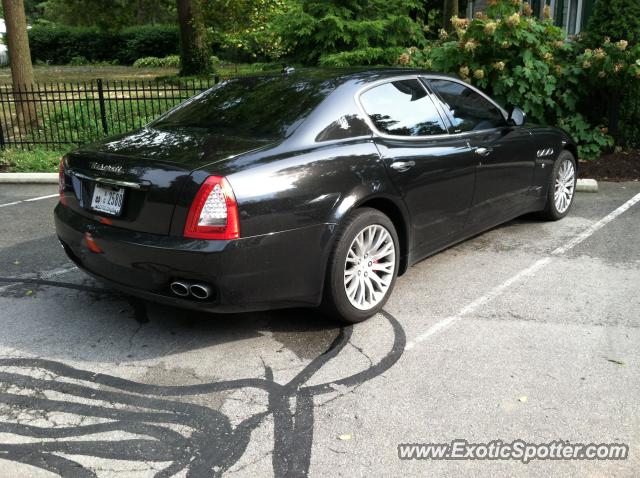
[
  {"left": 562, "top": 143, "right": 579, "bottom": 173},
  {"left": 357, "top": 197, "right": 410, "bottom": 275},
  {"left": 331, "top": 190, "right": 411, "bottom": 276}
]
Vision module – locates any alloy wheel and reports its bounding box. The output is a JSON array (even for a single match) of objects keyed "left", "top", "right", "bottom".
[
  {"left": 343, "top": 224, "right": 396, "bottom": 311},
  {"left": 554, "top": 159, "right": 575, "bottom": 214}
]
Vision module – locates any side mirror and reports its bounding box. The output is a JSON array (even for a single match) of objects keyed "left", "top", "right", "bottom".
[{"left": 508, "top": 107, "right": 526, "bottom": 127}]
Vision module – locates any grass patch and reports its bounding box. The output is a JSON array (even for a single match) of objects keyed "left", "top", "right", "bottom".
[
  {"left": 145, "top": 62, "right": 286, "bottom": 83},
  {"left": 217, "top": 62, "right": 285, "bottom": 77},
  {"left": 0, "top": 63, "right": 284, "bottom": 85},
  {"left": 0, "top": 65, "right": 180, "bottom": 84},
  {"left": 0, "top": 148, "right": 68, "bottom": 172}
]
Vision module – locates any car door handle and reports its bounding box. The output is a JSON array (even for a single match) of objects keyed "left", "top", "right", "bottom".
[
  {"left": 474, "top": 147, "right": 493, "bottom": 157},
  {"left": 390, "top": 160, "right": 415, "bottom": 172}
]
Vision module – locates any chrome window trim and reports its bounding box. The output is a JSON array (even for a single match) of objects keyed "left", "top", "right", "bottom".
[
  {"left": 312, "top": 134, "right": 374, "bottom": 147},
  {"left": 423, "top": 74, "right": 509, "bottom": 118},
  {"left": 354, "top": 74, "right": 509, "bottom": 142},
  {"left": 424, "top": 75, "right": 509, "bottom": 132},
  {"left": 354, "top": 75, "right": 449, "bottom": 142}
]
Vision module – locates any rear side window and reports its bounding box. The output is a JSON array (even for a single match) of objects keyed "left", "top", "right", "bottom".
[
  {"left": 428, "top": 79, "right": 505, "bottom": 133},
  {"left": 359, "top": 79, "right": 448, "bottom": 137}
]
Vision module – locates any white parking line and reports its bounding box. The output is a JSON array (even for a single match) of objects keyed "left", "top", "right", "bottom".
[
  {"left": 0, "top": 265, "right": 77, "bottom": 293},
  {"left": 23, "top": 194, "right": 59, "bottom": 202},
  {"left": 551, "top": 192, "right": 640, "bottom": 255},
  {"left": 0, "top": 193, "right": 58, "bottom": 208},
  {"left": 405, "top": 192, "right": 640, "bottom": 351}
]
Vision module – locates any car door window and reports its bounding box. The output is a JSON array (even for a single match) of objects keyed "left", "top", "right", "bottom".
[
  {"left": 428, "top": 79, "right": 506, "bottom": 133},
  {"left": 359, "top": 79, "right": 448, "bottom": 137}
]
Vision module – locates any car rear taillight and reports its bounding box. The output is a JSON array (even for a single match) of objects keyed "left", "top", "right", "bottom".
[
  {"left": 58, "top": 157, "right": 67, "bottom": 206},
  {"left": 184, "top": 176, "right": 240, "bottom": 240}
]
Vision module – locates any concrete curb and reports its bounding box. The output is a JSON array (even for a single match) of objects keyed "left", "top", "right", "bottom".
[
  {"left": 0, "top": 173, "right": 58, "bottom": 184},
  {"left": 576, "top": 178, "right": 598, "bottom": 193}
]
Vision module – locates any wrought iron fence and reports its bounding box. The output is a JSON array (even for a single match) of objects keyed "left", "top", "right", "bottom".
[{"left": 0, "top": 78, "right": 217, "bottom": 149}]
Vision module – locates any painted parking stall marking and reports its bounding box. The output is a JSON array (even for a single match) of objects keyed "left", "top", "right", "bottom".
[
  {"left": 405, "top": 192, "right": 640, "bottom": 351},
  {"left": 0, "top": 265, "right": 77, "bottom": 293},
  {"left": 0, "top": 193, "right": 59, "bottom": 208},
  {"left": 551, "top": 192, "right": 640, "bottom": 255}
]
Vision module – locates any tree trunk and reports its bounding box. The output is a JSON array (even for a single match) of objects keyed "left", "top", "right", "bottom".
[
  {"left": 137, "top": 0, "right": 147, "bottom": 24},
  {"left": 2, "top": 0, "right": 36, "bottom": 131},
  {"left": 443, "top": 0, "right": 459, "bottom": 31},
  {"left": 176, "top": 0, "right": 211, "bottom": 76}
]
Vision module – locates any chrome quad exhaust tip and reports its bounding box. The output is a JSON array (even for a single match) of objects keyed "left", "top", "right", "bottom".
[
  {"left": 169, "top": 281, "right": 190, "bottom": 297},
  {"left": 189, "top": 284, "right": 212, "bottom": 300}
]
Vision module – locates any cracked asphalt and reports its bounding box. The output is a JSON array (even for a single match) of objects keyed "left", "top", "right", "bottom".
[{"left": 0, "top": 181, "right": 639, "bottom": 477}]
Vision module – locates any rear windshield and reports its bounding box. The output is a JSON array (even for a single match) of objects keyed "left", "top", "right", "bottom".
[{"left": 152, "top": 75, "right": 337, "bottom": 140}]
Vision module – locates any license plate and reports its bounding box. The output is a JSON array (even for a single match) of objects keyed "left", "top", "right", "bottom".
[{"left": 91, "top": 184, "right": 125, "bottom": 216}]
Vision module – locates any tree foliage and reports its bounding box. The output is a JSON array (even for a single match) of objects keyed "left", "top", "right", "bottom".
[
  {"left": 404, "top": 0, "right": 640, "bottom": 158},
  {"left": 201, "top": 0, "right": 288, "bottom": 61},
  {"left": 32, "top": 0, "right": 176, "bottom": 30},
  {"left": 28, "top": 25, "right": 180, "bottom": 64},
  {"left": 6, "top": 0, "right": 640, "bottom": 153},
  {"left": 268, "top": 0, "right": 427, "bottom": 66},
  {"left": 0, "top": 0, "right": 45, "bottom": 23},
  {"left": 585, "top": 0, "right": 640, "bottom": 46}
]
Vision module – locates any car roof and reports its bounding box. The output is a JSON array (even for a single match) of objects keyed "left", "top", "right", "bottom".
[{"left": 225, "top": 67, "right": 460, "bottom": 89}]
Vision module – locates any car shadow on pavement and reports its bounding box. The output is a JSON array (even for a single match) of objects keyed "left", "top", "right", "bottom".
[
  {"left": 0, "top": 274, "right": 407, "bottom": 477},
  {"left": 0, "top": 273, "right": 346, "bottom": 364}
]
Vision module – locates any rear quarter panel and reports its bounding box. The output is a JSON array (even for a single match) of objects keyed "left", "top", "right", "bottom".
[{"left": 170, "top": 138, "right": 398, "bottom": 238}]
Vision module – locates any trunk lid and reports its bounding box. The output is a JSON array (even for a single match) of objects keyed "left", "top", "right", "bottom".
[{"left": 63, "top": 126, "right": 273, "bottom": 235}]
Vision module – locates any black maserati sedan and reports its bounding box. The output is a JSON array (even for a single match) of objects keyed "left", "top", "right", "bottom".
[{"left": 55, "top": 68, "right": 578, "bottom": 323}]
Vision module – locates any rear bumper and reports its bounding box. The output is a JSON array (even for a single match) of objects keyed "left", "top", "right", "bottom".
[{"left": 54, "top": 204, "right": 335, "bottom": 313}]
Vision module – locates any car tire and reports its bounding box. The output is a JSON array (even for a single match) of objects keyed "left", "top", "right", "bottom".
[
  {"left": 539, "top": 150, "right": 577, "bottom": 221},
  {"left": 322, "top": 208, "right": 400, "bottom": 324}
]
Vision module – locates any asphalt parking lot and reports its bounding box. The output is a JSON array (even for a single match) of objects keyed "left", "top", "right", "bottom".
[{"left": 0, "top": 181, "right": 639, "bottom": 477}]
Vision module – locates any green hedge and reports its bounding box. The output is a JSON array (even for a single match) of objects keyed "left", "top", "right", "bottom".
[
  {"left": 28, "top": 25, "right": 180, "bottom": 65},
  {"left": 117, "top": 25, "right": 181, "bottom": 64}
]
